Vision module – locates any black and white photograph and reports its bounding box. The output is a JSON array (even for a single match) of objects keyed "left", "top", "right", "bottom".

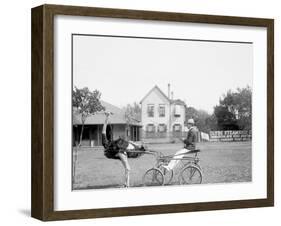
[
  {"left": 29, "top": 3, "right": 274, "bottom": 221},
  {"left": 72, "top": 34, "right": 253, "bottom": 190}
]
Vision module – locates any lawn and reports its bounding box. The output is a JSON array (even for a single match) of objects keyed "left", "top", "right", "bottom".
[{"left": 72, "top": 141, "right": 252, "bottom": 190}]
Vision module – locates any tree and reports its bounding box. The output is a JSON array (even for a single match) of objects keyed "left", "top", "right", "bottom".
[
  {"left": 72, "top": 87, "right": 105, "bottom": 183},
  {"left": 185, "top": 106, "right": 214, "bottom": 132},
  {"left": 123, "top": 102, "right": 141, "bottom": 139},
  {"left": 214, "top": 86, "right": 252, "bottom": 130},
  {"left": 185, "top": 106, "right": 198, "bottom": 122},
  {"left": 205, "top": 114, "right": 218, "bottom": 131},
  {"left": 214, "top": 105, "right": 238, "bottom": 130},
  {"left": 235, "top": 87, "right": 252, "bottom": 130},
  {"left": 123, "top": 102, "right": 141, "bottom": 121},
  {"left": 73, "top": 87, "right": 105, "bottom": 145}
]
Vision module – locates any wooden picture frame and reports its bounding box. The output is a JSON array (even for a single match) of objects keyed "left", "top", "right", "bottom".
[{"left": 31, "top": 4, "right": 274, "bottom": 221}]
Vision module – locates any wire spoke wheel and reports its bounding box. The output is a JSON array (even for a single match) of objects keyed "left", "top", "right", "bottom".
[
  {"left": 142, "top": 168, "right": 164, "bottom": 186},
  {"left": 159, "top": 165, "right": 174, "bottom": 185},
  {"left": 179, "top": 165, "right": 202, "bottom": 185}
]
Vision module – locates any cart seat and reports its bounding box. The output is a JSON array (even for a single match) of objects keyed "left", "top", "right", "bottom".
[{"left": 187, "top": 149, "right": 200, "bottom": 154}]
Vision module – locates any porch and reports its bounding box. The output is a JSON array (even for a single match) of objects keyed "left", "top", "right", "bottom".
[{"left": 73, "top": 124, "right": 141, "bottom": 147}]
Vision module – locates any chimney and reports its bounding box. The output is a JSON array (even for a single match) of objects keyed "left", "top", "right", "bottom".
[
  {"left": 171, "top": 91, "right": 174, "bottom": 100},
  {"left": 168, "top": 83, "right": 170, "bottom": 99}
]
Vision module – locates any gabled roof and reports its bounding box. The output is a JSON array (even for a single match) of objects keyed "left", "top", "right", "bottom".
[
  {"left": 73, "top": 100, "right": 141, "bottom": 126},
  {"left": 140, "top": 85, "right": 186, "bottom": 106},
  {"left": 171, "top": 99, "right": 186, "bottom": 106},
  {"left": 140, "top": 85, "right": 170, "bottom": 103}
]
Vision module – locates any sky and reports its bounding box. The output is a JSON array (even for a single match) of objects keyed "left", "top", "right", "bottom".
[{"left": 73, "top": 34, "right": 253, "bottom": 114}]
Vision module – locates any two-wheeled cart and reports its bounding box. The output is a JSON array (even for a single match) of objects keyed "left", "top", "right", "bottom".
[{"left": 141, "top": 149, "right": 202, "bottom": 186}]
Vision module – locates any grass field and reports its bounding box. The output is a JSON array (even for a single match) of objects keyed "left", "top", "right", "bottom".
[{"left": 72, "top": 141, "right": 252, "bottom": 190}]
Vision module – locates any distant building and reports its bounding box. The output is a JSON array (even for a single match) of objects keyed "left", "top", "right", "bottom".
[
  {"left": 73, "top": 100, "right": 142, "bottom": 147},
  {"left": 140, "top": 84, "right": 186, "bottom": 141}
]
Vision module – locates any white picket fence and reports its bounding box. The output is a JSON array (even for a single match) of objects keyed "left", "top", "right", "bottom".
[{"left": 200, "top": 132, "right": 210, "bottom": 142}]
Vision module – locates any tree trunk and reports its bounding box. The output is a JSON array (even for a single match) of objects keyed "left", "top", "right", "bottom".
[{"left": 73, "top": 118, "right": 85, "bottom": 187}]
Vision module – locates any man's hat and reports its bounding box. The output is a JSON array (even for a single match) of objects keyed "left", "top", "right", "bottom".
[{"left": 187, "top": 118, "right": 195, "bottom": 124}]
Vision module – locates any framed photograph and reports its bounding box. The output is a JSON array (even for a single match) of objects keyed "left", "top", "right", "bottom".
[{"left": 31, "top": 4, "right": 274, "bottom": 221}]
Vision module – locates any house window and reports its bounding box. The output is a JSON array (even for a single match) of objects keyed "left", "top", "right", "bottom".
[
  {"left": 173, "top": 124, "right": 182, "bottom": 132},
  {"left": 159, "top": 104, "right": 165, "bottom": 117},
  {"left": 147, "top": 104, "right": 154, "bottom": 117},
  {"left": 174, "top": 105, "right": 181, "bottom": 117},
  {"left": 146, "top": 124, "right": 155, "bottom": 132},
  {"left": 158, "top": 124, "right": 166, "bottom": 132}
]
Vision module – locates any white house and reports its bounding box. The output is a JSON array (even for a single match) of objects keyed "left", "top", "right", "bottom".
[{"left": 140, "top": 85, "right": 186, "bottom": 139}]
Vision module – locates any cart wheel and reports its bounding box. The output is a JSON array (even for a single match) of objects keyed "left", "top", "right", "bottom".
[
  {"left": 142, "top": 168, "right": 164, "bottom": 186},
  {"left": 179, "top": 164, "right": 202, "bottom": 185},
  {"left": 159, "top": 165, "right": 174, "bottom": 185}
]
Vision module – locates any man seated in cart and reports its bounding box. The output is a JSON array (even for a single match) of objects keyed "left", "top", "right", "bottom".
[{"left": 163, "top": 118, "right": 199, "bottom": 171}]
